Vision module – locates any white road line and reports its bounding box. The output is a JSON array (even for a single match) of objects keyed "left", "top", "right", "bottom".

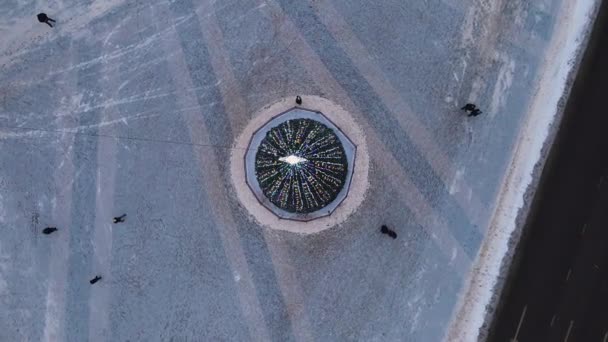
[
  {"left": 563, "top": 320, "right": 574, "bottom": 342},
  {"left": 602, "top": 330, "right": 608, "bottom": 342},
  {"left": 511, "top": 305, "right": 527, "bottom": 342},
  {"left": 566, "top": 268, "right": 572, "bottom": 281},
  {"left": 550, "top": 314, "right": 557, "bottom": 327}
]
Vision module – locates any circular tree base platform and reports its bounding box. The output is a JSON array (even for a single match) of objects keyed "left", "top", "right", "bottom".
[{"left": 230, "top": 96, "right": 369, "bottom": 234}]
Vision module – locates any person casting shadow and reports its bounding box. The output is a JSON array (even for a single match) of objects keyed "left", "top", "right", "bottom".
[
  {"left": 380, "top": 225, "right": 397, "bottom": 239},
  {"left": 468, "top": 108, "right": 483, "bottom": 117},
  {"left": 37, "top": 13, "right": 56, "bottom": 27},
  {"left": 89, "top": 275, "right": 102, "bottom": 284},
  {"left": 42, "top": 227, "right": 58, "bottom": 234},
  {"left": 461, "top": 103, "right": 477, "bottom": 112},
  {"left": 113, "top": 214, "right": 127, "bottom": 223}
]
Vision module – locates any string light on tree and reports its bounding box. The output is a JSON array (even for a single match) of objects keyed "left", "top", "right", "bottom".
[{"left": 255, "top": 118, "right": 348, "bottom": 214}]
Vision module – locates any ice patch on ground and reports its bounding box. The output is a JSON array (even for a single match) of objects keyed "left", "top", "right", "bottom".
[
  {"left": 0, "top": 192, "right": 5, "bottom": 224},
  {"left": 489, "top": 53, "right": 516, "bottom": 118},
  {"left": 449, "top": 167, "right": 465, "bottom": 195},
  {"left": 450, "top": 247, "right": 458, "bottom": 265},
  {"left": 0, "top": 242, "right": 8, "bottom": 297}
]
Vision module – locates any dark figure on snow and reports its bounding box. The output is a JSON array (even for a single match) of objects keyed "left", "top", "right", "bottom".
[
  {"left": 113, "top": 214, "right": 126, "bottom": 223},
  {"left": 468, "top": 108, "right": 483, "bottom": 117},
  {"left": 37, "top": 13, "right": 56, "bottom": 27},
  {"left": 89, "top": 275, "right": 102, "bottom": 284},
  {"left": 380, "top": 225, "right": 397, "bottom": 239},
  {"left": 42, "top": 227, "right": 58, "bottom": 235},
  {"left": 295, "top": 96, "right": 302, "bottom": 105},
  {"left": 461, "top": 103, "right": 477, "bottom": 112}
]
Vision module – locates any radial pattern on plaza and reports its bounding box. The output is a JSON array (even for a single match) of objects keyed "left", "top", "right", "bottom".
[{"left": 254, "top": 118, "right": 348, "bottom": 213}]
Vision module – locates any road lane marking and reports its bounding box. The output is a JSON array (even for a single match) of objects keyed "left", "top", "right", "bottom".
[
  {"left": 550, "top": 314, "right": 557, "bottom": 327},
  {"left": 511, "top": 305, "right": 527, "bottom": 342},
  {"left": 603, "top": 330, "right": 608, "bottom": 342},
  {"left": 566, "top": 268, "right": 572, "bottom": 281},
  {"left": 563, "top": 320, "right": 574, "bottom": 342}
]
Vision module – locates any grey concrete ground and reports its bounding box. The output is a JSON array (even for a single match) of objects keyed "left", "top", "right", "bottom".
[{"left": 0, "top": 0, "right": 578, "bottom": 341}]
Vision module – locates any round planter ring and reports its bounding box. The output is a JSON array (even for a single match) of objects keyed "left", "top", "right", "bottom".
[{"left": 230, "top": 96, "right": 369, "bottom": 234}]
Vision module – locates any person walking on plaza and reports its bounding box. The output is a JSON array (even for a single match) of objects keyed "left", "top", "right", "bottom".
[
  {"left": 37, "top": 13, "right": 56, "bottom": 27},
  {"left": 461, "top": 103, "right": 483, "bottom": 117},
  {"left": 113, "top": 214, "right": 126, "bottom": 223},
  {"left": 461, "top": 103, "right": 477, "bottom": 112},
  {"left": 380, "top": 225, "right": 397, "bottom": 239},
  {"left": 42, "top": 227, "right": 58, "bottom": 234},
  {"left": 89, "top": 275, "right": 102, "bottom": 284}
]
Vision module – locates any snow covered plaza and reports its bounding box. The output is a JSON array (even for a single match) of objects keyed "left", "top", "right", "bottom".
[{"left": 0, "top": 0, "right": 599, "bottom": 341}]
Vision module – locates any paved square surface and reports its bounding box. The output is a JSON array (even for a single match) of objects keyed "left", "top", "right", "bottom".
[{"left": 0, "top": 0, "right": 579, "bottom": 340}]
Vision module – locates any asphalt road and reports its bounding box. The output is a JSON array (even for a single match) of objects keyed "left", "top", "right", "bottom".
[{"left": 488, "top": 1, "right": 608, "bottom": 341}]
